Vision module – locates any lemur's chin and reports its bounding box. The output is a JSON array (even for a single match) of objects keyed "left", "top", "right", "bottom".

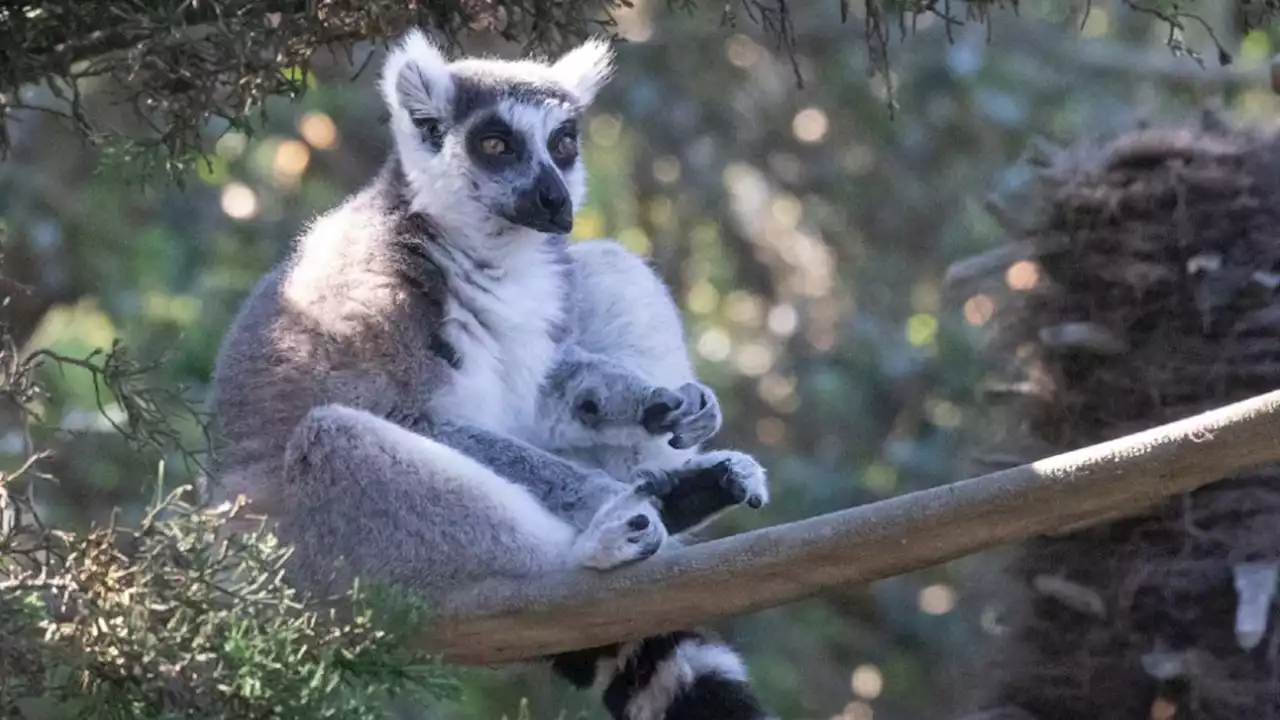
[{"left": 502, "top": 211, "right": 574, "bottom": 236}]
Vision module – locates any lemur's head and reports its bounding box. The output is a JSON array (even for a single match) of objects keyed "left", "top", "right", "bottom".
[{"left": 380, "top": 30, "right": 614, "bottom": 238}]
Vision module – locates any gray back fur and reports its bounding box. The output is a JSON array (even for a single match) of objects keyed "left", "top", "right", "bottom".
[{"left": 209, "top": 162, "right": 452, "bottom": 511}]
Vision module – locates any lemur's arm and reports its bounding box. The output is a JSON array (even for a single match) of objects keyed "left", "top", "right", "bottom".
[
  {"left": 561, "top": 240, "right": 771, "bottom": 535},
  {"left": 534, "top": 345, "right": 765, "bottom": 535},
  {"left": 532, "top": 344, "right": 717, "bottom": 451}
]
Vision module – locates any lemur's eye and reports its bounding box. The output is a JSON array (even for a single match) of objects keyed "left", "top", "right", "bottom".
[
  {"left": 480, "top": 136, "right": 511, "bottom": 155},
  {"left": 411, "top": 115, "right": 444, "bottom": 148},
  {"left": 552, "top": 133, "right": 578, "bottom": 160}
]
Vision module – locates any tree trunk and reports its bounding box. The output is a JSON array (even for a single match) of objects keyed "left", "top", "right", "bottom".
[{"left": 957, "top": 117, "right": 1280, "bottom": 719}]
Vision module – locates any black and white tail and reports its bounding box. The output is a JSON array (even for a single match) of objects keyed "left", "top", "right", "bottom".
[{"left": 552, "top": 630, "right": 775, "bottom": 720}]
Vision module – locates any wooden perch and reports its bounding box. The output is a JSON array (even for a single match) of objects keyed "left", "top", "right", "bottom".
[{"left": 424, "top": 390, "right": 1280, "bottom": 665}]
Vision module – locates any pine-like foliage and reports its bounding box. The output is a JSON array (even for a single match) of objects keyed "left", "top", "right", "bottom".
[{"left": 0, "top": 256, "right": 460, "bottom": 719}]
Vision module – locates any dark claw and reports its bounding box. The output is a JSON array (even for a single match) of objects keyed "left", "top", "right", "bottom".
[
  {"left": 637, "top": 539, "right": 663, "bottom": 559},
  {"left": 726, "top": 481, "right": 748, "bottom": 505},
  {"left": 690, "top": 386, "right": 710, "bottom": 411},
  {"left": 627, "top": 514, "right": 651, "bottom": 531},
  {"left": 669, "top": 433, "right": 697, "bottom": 450}
]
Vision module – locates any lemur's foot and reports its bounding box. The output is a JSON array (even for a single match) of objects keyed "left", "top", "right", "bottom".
[
  {"left": 573, "top": 488, "right": 668, "bottom": 570},
  {"left": 640, "top": 381, "right": 723, "bottom": 449},
  {"left": 634, "top": 450, "right": 769, "bottom": 535}
]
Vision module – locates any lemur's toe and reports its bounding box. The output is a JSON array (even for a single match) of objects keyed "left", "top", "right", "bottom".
[
  {"left": 633, "top": 537, "right": 663, "bottom": 560},
  {"left": 635, "top": 471, "right": 677, "bottom": 499},
  {"left": 706, "top": 453, "right": 769, "bottom": 509},
  {"left": 725, "top": 479, "right": 749, "bottom": 505}
]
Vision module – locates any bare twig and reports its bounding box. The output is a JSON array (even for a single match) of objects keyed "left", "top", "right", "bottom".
[{"left": 424, "top": 390, "right": 1280, "bottom": 664}]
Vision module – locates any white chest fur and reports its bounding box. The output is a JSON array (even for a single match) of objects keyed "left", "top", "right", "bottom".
[{"left": 427, "top": 238, "right": 566, "bottom": 435}]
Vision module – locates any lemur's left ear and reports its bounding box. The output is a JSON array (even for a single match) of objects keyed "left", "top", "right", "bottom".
[
  {"left": 551, "top": 37, "right": 615, "bottom": 104},
  {"left": 380, "top": 28, "right": 454, "bottom": 121}
]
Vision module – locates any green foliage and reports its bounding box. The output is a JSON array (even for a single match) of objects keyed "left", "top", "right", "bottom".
[
  {"left": 0, "top": 481, "right": 459, "bottom": 718},
  {"left": 4, "top": 0, "right": 1267, "bottom": 180},
  {"left": 0, "top": 288, "right": 459, "bottom": 718}
]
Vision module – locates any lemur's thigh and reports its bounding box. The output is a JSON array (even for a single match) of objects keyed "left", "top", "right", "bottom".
[
  {"left": 278, "top": 404, "right": 579, "bottom": 597},
  {"left": 568, "top": 240, "right": 697, "bottom": 388},
  {"left": 278, "top": 404, "right": 668, "bottom": 594}
]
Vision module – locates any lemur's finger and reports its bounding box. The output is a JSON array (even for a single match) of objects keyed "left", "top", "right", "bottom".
[
  {"left": 707, "top": 460, "right": 749, "bottom": 504},
  {"left": 676, "top": 382, "right": 710, "bottom": 414},
  {"left": 668, "top": 432, "right": 700, "bottom": 449},
  {"left": 665, "top": 382, "right": 722, "bottom": 447},
  {"left": 641, "top": 387, "right": 685, "bottom": 434}
]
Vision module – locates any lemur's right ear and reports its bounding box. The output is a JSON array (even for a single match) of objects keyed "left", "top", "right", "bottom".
[
  {"left": 380, "top": 29, "right": 454, "bottom": 127},
  {"left": 551, "top": 37, "right": 615, "bottom": 105}
]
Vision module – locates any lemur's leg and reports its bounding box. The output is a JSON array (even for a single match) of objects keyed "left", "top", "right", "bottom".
[
  {"left": 424, "top": 418, "right": 628, "bottom": 532},
  {"left": 566, "top": 240, "right": 769, "bottom": 534},
  {"left": 276, "top": 404, "right": 666, "bottom": 598},
  {"left": 424, "top": 416, "right": 758, "bottom": 541}
]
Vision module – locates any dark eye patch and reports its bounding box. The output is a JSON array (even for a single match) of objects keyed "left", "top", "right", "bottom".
[
  {"left": 466, "top": 114, "right": 525, "bottom": 171},
  {"left": 548, "top": 120, "right": 580, "bottom": 170},
  {"left": 411, "top": 115, "right": 445, "bottom": 151}
]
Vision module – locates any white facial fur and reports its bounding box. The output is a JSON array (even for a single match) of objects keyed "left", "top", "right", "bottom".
[{"left": 378, "top": 30, "right": 615, "bottom": 246}]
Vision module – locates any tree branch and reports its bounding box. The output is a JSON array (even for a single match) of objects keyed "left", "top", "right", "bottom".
[{"left": 424, "top": 389, "right": 1280, "bottom": 665}]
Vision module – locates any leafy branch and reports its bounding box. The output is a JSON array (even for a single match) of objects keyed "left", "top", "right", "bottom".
[
  {"left": 1, "top": 253, "right": 459, "bottom": 718},
  {"left": 5, "top": 0, "right": 1274, "bottom": 176}
]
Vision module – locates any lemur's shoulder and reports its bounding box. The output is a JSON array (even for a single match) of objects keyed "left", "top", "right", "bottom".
[
  {"left": 210, "top": 162, "right": 456, "bottom": 474},
  {"left": 566, "top": 239, "right": 693, "bottom": 386}
]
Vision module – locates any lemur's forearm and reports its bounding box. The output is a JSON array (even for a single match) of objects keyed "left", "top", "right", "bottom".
[{"left": 428, "top": 420, "right": 625, "bottom": 530}]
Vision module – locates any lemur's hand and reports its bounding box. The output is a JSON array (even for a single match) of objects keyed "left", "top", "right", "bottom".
[{"left": 640, "top": 381, "right": 723, "bottom": 449}]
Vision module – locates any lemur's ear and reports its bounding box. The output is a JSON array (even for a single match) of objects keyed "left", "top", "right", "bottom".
[
  {"left": 380, "top": 28, "right": 454, "bottom": 121},
  {"left": 551, "top": 37, "right": 615, "bottom": 104}
]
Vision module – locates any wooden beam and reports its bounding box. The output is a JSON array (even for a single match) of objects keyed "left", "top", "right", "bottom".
[{"left": 424, "top": 390, "right": 1280, "bottom": 665}]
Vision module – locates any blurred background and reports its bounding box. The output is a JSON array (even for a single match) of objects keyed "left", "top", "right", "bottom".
[{"left": 3, "top": 1, "right": 1279, "bottom": 718}]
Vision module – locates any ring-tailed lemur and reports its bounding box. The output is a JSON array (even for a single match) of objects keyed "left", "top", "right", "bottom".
[{"left": 208, "top": 30, "right": 774, "bottom": 719}]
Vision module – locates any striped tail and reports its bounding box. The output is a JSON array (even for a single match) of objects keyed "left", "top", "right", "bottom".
[{"left": 551, "top": 630, "right": 775, "bottom": 720}]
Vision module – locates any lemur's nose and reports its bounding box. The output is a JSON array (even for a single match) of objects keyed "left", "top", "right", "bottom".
[
  {"left": 538, "top": 180, "right": 568, "bottom": 215},
  {"left": 534, "top": 165, "right": 572, "bottom": 233},
  {"left": 507, "top": 166, "right": 574, "bottom": 234}
]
